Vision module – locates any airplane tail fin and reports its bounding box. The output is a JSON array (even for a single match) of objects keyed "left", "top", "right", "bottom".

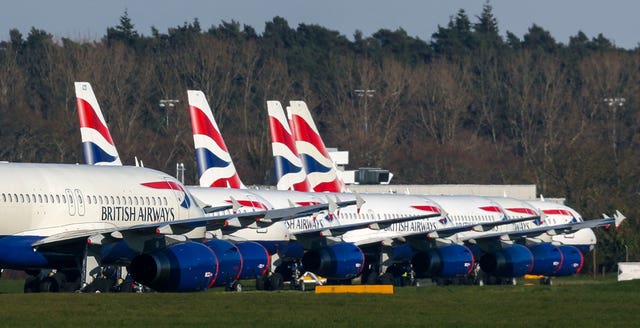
[
  {"left": 288, "top": 101, "right": 346, "bottom": 192},
  {"left": 187, "top": 90, "right": 246, "bottom": 189},
  {"left": 267, "top": 100, "right": 312, "bottom": 192},
  {"left": 74, "top": 82, "right": 122, "bottom": 166}
]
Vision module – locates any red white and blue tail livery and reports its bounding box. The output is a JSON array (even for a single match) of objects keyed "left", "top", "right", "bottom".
[
  {"left": 74, "top": 82, "right": 122, "bottom": 166},
  {"left": 288, "top": 101, "right": 346, "bottom": 192},
  {"left": 188, "top": 90, "right": 245, "bottom": 189},
  {"left": 267, "top": 100, "right": 312, "bottom": 192}
]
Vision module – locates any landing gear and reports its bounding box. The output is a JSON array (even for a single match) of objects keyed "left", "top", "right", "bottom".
[
  {"left": 23, "top": 270, "right": 81, "bottom": 293},
  {"left": 225, "top": 281, "right": 242, "bottom": 292},
  {"left": 268, "top": 272, "right": 284, "bottom": 290}
]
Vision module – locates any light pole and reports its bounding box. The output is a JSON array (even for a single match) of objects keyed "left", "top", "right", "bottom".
[
  {"left": 354, "top": 89, "right": 375, "bottom": 138},
  {"left": 176, "top": 162, "right": 185, "bottom": 184},
  {"left": 159, "top": 99, "right": 180, "bottom": 128},
  {"left": 603, "top": 97, "right": 625, "bottom": 163},
  {"left": 625, "top": 244, "right": 629, "bottom": 262}
]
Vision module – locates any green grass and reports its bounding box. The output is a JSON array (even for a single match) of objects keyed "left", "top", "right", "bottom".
[{"left": 0, "top": 276, "right": 638, "bottom": 327}]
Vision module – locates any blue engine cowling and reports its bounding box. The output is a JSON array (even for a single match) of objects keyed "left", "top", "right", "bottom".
[
  {"left": 554, "top": 245, "right": 584, "bottom": 276},
  {"left": 412, "top": 244, "right": 475, "bottom": 278},
  {"left": 277, "top": 242, "right": 305, "bottom": 261},
  {"left": 480, "top": 244, "right": 533, "bottom": 277},
  {"left": 203, "top": 239, "right": 242, "bottom": 287},
  {"left": 235, "top": 241, "right": 270, "bottom": 279},
  {"left": 129, "top": 242, "right": 218, "bottom": 292},
  {"left": 301, "top": 243, "right": 364, "bottom": 280},
  {"left": 529, "top": 243, "right": 564, "bottom": 276}
]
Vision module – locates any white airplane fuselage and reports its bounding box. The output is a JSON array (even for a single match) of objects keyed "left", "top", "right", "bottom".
[{"left": 0, "top": 162, "right": 204, "bottom": 269}]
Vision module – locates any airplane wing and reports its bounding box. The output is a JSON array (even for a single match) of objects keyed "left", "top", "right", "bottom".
[
  {"left": 32, "top": 200, "right": 356, "bottom": 249},
  {"left": 291, "top": 213, "right": 442, "bottom": 240},
  {"left": 202, "top": 204, "right": 234, "bottom": 214},
  {"left": 344, "top": 214, "right": 541, "bottom": 247},
  {"left": 460, "top": 216, "right": 617, "bottom": 243}
]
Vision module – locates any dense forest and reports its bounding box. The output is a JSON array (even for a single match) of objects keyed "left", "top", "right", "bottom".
[{"left": 0, "top": 4, "right": 637, "bottom": 272}]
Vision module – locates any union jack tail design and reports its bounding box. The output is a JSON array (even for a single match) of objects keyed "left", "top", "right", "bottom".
[
  {"left": 187, "top": 90, "right": 245, "bottom": 188},
  {"left": 267, "top": 100, "right": 311, "bottom": 192},
  {"left": 74, "top": 82, "right": 122, "bottom": 166},
  {"left": 288, "top": 101, "right": 346, "bottom": 192}
]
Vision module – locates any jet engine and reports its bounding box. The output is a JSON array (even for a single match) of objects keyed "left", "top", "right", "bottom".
[
  {"left": 479, "top": 244, "right": 533, "bottom": 277},
  {"left": 528, "top": 243, "right": 563, "bottom": 276},
  {"left": 235, "top": 241, "right": 270, "bottom": 279},
  {"left": 554, "top": 245, "right": 584, "bottom": 276},
  {"left": 411, "top": 244, "right": 475, "bottom": 278},
  {"left": 203, "top": 239, "right": 242, "bottom": 287},
  {"left": 129, "top": 242, "right": 218, "bottom": 292},
  {"left": 301, "top": 243, "right": 364, "bottom": 280}
]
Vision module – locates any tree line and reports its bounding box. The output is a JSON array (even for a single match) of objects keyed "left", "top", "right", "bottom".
[{"left": 0, "top": 4, "right": 637, "bottom": 272}]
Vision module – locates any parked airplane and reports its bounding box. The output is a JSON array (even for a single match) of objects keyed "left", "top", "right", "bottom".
[
  {"left": 75, "top": 84, "right": 438, "bottom": 289},
  {"left": 0, "top": 162, "right": 342, "bottom": 292},
  {"left": 270, "top": 100, "right": 624, "bottom": 284},
  {"left": 186, "top": 93, "right": 572, "bottom": 286}
]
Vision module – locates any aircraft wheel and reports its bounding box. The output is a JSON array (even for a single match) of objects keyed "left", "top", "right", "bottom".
[
  {"left": 24, "top": 276, "right": 41, "bottom": 293},
  {"left": 255, "top": 276, "right": 266, "bottom": 290},
  {"left": 39, "top": 277, "right": 59, "bottom": 293},
  {"left": 269, "top": 273, "right": 284, "bottom": 290},
  {"left": 379, "top": 273, "right": 393, "bottom": 285},
  {"left": 85, "top": 277, "right": 114, "bottom": 293},
  {"left": 366, "top": 271, "right": 379, "bottom": 285}
]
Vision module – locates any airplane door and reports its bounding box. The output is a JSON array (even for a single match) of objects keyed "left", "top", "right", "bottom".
[
  {"left": 65, "top": 189, "right": 76, "bottom": 216},
  {"left": 75, "top": 189, "right": 85, "bottom": 216}
]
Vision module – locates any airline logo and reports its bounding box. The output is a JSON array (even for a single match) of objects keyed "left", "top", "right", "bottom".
[
  {"left": 506, "top": 207, "right": 538, "bottom": 216},
  {"left": 141, "top": 181, "right": 191, "bottom": 209},
  {"left": 507, "top": 207, "right": 543, "bottom": 225},
  {"left": 188, "top": 90, "right": 244, "bottom": 189},
  {"left": 479, "top": 206, "right": 503, "bottom": 213},
  {"left": 543, "top": 209, "right": 578, "bottom": 223},
  {"left": 268, "top": 101, "right": 311, "bottom": 192},
  {"left": 479, "top": 205, "right": 509, "bottom": 221},
  {"left": 74, "top": 82, "right": 122, "bottom": 166},
  {"left": 224, "top": 199, "right": 269, "bottom": 211},
  {"left": 411, "top": 205, "right": 441, "bottom": 213},
  {"left": 288, "top": 101, "right": 346, "bottom": 192},
  {"left": 295, "top": 201, "right": 322, "bottom": 206}
]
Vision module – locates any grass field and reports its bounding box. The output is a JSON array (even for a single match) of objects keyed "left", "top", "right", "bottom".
[{"left": 0, "top": 275, "right": 638, "bottom": 327}]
